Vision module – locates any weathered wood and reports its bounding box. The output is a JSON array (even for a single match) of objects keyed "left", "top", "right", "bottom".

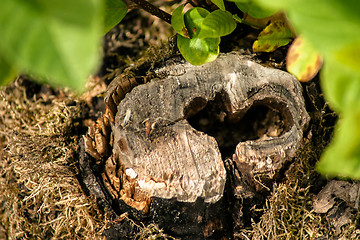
[
  {"left": 83, "top": 52, "right": 309, "bottom": 239},
  {"left": 313, "top": 180, "right": 360, "bottom": 233},
  {"left": 110, "top": 51, "right": 309, "bottom": 191}
]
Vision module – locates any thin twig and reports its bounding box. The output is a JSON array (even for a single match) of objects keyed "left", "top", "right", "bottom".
[{"left": 129, "top": 0, "right": 172, "bottom": 24}]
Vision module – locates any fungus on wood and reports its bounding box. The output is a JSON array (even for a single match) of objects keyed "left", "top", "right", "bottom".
[{"left": 81, "top": 52, "right": 309, "bottom": 239}]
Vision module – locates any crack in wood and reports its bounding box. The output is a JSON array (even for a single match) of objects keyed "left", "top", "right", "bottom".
[{"left": 82, "top": 52, "right": 310, "bottom": 239}]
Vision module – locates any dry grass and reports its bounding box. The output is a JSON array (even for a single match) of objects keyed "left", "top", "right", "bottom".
[
  {"left": 239, "top": 182, "right": 324, "bottom": 240},
  {"left": 239, "top": 181, "right": 360, "bottom": 240},
  {"left": 238, "top": 141, "right": 360, "bottom": 240},
  {"left": 0, "top": 78, "right": 109, "bottom": 239}
]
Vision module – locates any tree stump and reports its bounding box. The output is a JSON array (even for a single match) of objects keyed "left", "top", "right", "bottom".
[{"left": 81, "top": 52, "right": 310, "bottom": 239}]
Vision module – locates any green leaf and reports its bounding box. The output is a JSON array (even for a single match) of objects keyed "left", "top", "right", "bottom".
[
  {"left": 288, "top": 0, "right": 360, "bottom": 55},
  {"left": 179, "top": 7, "right": 221, "bottom": 65},
  {"left": 211, "top": 0, "right": 226, "bottom": 11},
  {"left": 184, "top": 7, "right": 210, "bottom": 38},
  {"left": 252, "top": 21, "right": 293, "bottom": 52},
  {"left": 335, "top": 41, "right": 360, "bottom": 75},
  {"left": 0, "top": 54, "right": 17, "bottom": 86},
  {"left": 171, "top": 5, "right": 190, "bottom": 38},
  {"left": 253, "top": 0, "right": 285, "bottom": 10},
  {"left": 198, "top": 10, "right": 236, "bottom": 39},
  {"left": 286, "top": 36, "right": 323, "bottom": 82},
  {"left": 233, "top": 0, "right": 277, "bottom": 19},
  {"left": 104, "top": 0, "right": 127, "bottom": 34},
  {"left": 0, "top": 0, "right": 102, "bottom": 92},
  {"left": 177, "top": 35, "right": 220, "bottom": 65},
  {"left": 320, "top": 56, "right": 360, "bottom": 179},
  {"left": 255, "top": 0, "right": 360, "bottom": 55},
  {"left": 317, "top": 111, "right": 360, "bottom": 179},
  {"left": 321, "top": 56, "right": 360, "bottom": 114},
  {"left": 233, "top": 14, "right": 243, "bottom": 23}
]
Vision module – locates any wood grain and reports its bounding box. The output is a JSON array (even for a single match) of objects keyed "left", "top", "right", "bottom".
[{"left": 83, "top": 52, "right": 309, "bottom": 239}]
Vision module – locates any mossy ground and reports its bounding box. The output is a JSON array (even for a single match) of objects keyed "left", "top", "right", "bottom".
[
  {"left": 0, "top": 78, "right": 176, "bottom": 240},
  {"left": 0, "top": 78, "right": 109, "bottom": 239},
  {"left": 1, "top": 77, "right": 358, "bottom": 240},
  {"left": 239, "top": 141, "right": 360, "bottom": 239}
]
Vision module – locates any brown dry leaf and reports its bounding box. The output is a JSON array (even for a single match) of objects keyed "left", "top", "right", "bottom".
[
  {"left": 252, "top": 20, "right": 294, "bottom": 52},
  {"left": 286, "top": 36, "right": 323, "bottom": 82}
]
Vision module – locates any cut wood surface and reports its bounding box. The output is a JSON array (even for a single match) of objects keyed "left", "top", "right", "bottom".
[
  {"left": 107, "top": 52, "right": 309, "bottom": 201},
  {"left": 83, "top": 52, "right": 310, "bottom": 239}
]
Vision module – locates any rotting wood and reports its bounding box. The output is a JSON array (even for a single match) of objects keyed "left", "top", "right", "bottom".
[
  {"left": 81, "top": 52, "right": 310, "bottom": 239},
  {"left": 313, "top": 180, "right": 360, "bottom": 233}
]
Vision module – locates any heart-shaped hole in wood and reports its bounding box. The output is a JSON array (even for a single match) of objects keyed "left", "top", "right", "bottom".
[{"left": 186, "top": 92, "right": 288, "bottom": 159}]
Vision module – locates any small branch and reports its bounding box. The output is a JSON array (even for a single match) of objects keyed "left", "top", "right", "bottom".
[{"left": 129, "top": 0, "right": 172, "bottom": 24}]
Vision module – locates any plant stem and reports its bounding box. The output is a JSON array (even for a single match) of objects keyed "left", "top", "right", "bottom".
[{"left": 129, "top": 0, "right": 172, "bottom": 24}]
